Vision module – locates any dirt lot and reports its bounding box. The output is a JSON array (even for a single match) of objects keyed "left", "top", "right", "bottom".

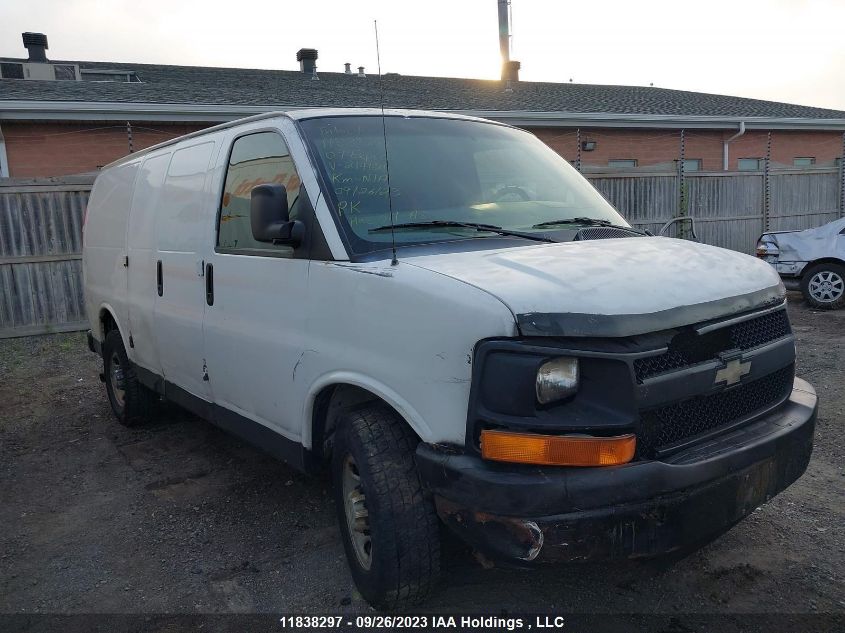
[{"left": 1, "top": 295, "right": 843, "bottom": 623}]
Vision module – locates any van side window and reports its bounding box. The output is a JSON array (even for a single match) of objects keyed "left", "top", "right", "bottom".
[{"left": 217, "top": 131, "right": 302, "bottom": 254}]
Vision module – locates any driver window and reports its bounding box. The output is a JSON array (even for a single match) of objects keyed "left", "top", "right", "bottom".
[{"left": 217, "top": 131, "right": 302, "bottom": 254}]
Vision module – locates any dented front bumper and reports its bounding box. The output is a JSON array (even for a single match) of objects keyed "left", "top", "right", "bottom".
[{"left": 416, "top": 378, "right": 817, "bottom": 564}]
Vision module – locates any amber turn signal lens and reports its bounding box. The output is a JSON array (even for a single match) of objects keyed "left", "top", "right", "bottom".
[{"left": 480, "top": 429, "right": 636, "bottom": 467}]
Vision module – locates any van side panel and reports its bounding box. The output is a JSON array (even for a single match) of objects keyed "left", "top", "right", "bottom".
[
  {"left": 126, "top": 152, "right": 172, "bottom": 372},
  {"left": 153, "top": 140, "right": 218, "bottom": 399},
  {"left": 83, "top": 160, "right": 141, "bottom": 341},
  {"left": 299, "top": 262, "right": 517, "bottom": 447}
]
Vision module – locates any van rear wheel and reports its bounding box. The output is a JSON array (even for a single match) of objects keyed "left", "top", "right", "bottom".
[
  {"left": 102, "top": 330, "right": 158, "bottom": 426},
  {"left": 331, "top": 404, "right": 441, "bottom": 610}
]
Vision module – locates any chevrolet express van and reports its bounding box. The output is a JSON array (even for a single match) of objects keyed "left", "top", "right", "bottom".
[{"left": 84, "top": 109, "right": 817, "bottom": 609}]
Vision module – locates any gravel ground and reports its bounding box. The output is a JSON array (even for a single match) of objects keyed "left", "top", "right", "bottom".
[{"left": 1, "top": 294, "right": 843, "bottom": 625}]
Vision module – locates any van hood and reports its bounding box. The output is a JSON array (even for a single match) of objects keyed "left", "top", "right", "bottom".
[{"left": 405, "top": 237, "right": 785, "bottom": 337}]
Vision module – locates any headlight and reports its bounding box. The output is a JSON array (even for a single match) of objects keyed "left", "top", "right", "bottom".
[{"left": 536, "top": 357, "right": 579, "bottom": 404}]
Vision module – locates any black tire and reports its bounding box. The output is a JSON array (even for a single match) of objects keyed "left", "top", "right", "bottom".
[
  {"left": 800, "top": 262, "right": 845, "bottom": 310},
  {"left": 331, "top": 404, "right": 441, "bottom": 610},
  {"left": 102, "top": 329, "right": 158, "bottom": 426}
]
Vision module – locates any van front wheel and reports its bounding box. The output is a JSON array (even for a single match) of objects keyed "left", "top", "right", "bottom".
[
  {"left": 332, "top": 404, "right": 441, "bottom": 610},
  {"left": 102, "top": 330, "right": 158, "bottom": 426}
]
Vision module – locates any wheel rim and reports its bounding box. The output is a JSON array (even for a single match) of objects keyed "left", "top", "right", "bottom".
[
  {"left": 109, "top": 351, "right": 126, "bottom": 409},
  {"left": 341, "top": 454, "right": 372, "bottom": 570},
  {"left": 808, "top": 270, "right": 844, "bottom": 303}
]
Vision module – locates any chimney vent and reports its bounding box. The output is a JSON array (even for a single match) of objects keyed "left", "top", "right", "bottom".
[
  {"left": 22, "top": 32, "right": 48, "bottom": 62},
  {"left": 502, "top": 60, "right": 520, "bottom": 83},
  {"left": 357, "top": 66, "right": 366, "bottom": 78},
  {"left": 296, "top": 48, "right": 318, "bottom": 74},
  {"left": 496, "top": 2, "right": 521, "bottom": 81},
  {"left": 344, "top": 63, "right": 352, "bottom": 74}
]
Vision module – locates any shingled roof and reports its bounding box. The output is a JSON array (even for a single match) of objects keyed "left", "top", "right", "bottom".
[{"left": 2, "top": 57, "right": 845, "bottom": 123}]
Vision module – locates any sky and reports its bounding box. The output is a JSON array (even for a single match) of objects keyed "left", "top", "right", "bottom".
[{"left": 1, "top": 0, "right": 844, "bottom": 111}]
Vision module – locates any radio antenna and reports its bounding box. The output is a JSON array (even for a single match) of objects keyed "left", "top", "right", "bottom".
[{"left": 374, "top": 19, "right": 398, "bottom": 266}]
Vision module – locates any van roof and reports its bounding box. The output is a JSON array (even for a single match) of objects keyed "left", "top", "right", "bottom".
[{"left": 101, "top": 108, "right": 504, "bottom": 170}]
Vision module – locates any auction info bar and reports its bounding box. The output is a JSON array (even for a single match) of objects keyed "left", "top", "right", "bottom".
[{"left": 2, "top": 614, "right": 842, "bottom": 632}]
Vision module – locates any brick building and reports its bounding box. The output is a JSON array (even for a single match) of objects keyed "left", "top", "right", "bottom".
[{"left": 1, "top": 33, "right": 844, "bottom": 178}]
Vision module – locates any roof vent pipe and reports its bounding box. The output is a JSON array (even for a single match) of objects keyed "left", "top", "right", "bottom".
[
  {"left": 723, "top": 121, "right": 746, "bottom": 170},
  {"left": 502, "top": 60, "right": 521, "bottom": 83},
  {"left": 498, "top": 0, "right": 510, "bottom": 65},
  {"left": 344, "top": 63, "right": 352, "bottom": 74},
  {"left": 497, "top": 1, "right": 520, "bottom": 81},
  {"left": 358, "top": 66, "right": 366, "bottom": 78},
  {"left": 296, "top": 48, "right": 318, "bottom": 74},
  {"left": 22, "top": 32, "right": 48, "bottom": 62}
]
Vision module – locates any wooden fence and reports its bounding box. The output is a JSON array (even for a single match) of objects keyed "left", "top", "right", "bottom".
[
  {"left": 589, "top": 167, "right": 844, "bottom": 253},
  {"left": 0, "top": 168, "right": 843, "bottom": 338},
  {"left": 0, "top": 177, "right": 92, "bottom": 338}
]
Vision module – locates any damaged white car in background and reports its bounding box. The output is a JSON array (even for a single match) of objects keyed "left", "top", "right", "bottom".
[{"left": 757, "top": 218, "right": 845, "bottom": 310}]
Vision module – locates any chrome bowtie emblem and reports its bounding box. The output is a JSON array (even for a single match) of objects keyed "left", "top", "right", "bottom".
[{"left": 715, "top": 358, "right": 752, "bottom": 386}]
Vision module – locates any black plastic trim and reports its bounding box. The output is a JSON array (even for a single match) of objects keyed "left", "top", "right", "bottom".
[
  {"left": 465, "top": 338, "right": 643, "bottom": 451},
  {"left": 516, "top": 284, "right": 785, "bottom": 338},
  {"left": 133, "top": 364, "right": 313, "bottom": 473},
  {"left": 466, "top": 310, "right": 797, "bottom": 457},
  {"left": 423, "top": 377, "right": 816, "bottom": 518},
  {"left": 205, "top": 262, "right": 213, "bottom": 306},
  {"left": 86, "top": 330, "right": 101, "bottom": 356},
  {"left": 348, "top": 234, "right": 577, "bottom": 263}
]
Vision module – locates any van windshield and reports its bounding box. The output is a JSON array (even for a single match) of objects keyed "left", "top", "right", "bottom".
[{"left": 299, "top": 115, "right": 629, "bottom": 255}]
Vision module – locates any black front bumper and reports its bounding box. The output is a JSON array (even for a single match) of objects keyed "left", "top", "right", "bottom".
[{"left": 417, "top": 378, "right": 817, "bottom": 564}]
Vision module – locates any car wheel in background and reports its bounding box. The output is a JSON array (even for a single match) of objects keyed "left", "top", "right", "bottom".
[
  {"left": 801, "top": 263, "right": 845, "bottom": 310},
  {"left": 331, "top": 404, "right": 441, "bottom": 610},
  {"left": 102, "top": 329, "right": 159, "bottom": 425}
]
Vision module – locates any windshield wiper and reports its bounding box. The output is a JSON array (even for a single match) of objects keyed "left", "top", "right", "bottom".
[
  {"left": 368, "top": 220, "right": 556, "bottom": 243},
  {"left": 532, "top": 217, "right": 649, "bottom": 235}
]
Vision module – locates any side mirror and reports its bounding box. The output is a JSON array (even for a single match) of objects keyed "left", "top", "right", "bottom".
[{"left": 250, "top": 183, "right": 305, "bottom": 247}]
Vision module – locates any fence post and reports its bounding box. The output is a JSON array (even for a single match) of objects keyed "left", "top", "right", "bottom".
[
  {"left": 126, "top": 121, "right": 134, "bottom": 154},
  {"left": 678, "top": 129, "right": 687, "bottom": 239},
  {"left": 575, "top": 128, "right": 582, "bottom": 173},
  {"left": 763, "top": 131, "right": 772, "bottom": 231},
  {"left": 840, "top": 131, "right": 845, "bottom": 217}
]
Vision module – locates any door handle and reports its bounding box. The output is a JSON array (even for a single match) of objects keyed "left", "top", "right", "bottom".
[
  {"left": 156, "top": 260, "right": 163, "bottom": 296},
  {"left": 205, "top": 262, "right": 214, "bottom": 306}
]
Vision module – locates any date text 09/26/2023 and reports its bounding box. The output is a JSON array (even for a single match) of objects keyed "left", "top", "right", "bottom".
[{"left": 277, "top": 615, "right": 567, "bottom": 630}]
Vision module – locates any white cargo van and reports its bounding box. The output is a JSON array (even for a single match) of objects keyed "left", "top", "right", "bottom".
[{"left": 84, "top": 109, "right": 817, "bottom": 609}]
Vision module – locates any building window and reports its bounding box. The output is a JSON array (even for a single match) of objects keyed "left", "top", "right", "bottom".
[
  {"left": 836, "top": 157, "right": 842, "bottom": 167},
  {"left": 675, "top": 158, "right": 702, "bottom": 172},
  {"left": 793, "top": 157, "right": 815, "bottom": 167},
  {"left": 0, "top": 62, "right": 24, "bottom": 79},
  {"left": 53, "top": 64, "right": 77, "bottom": 80},
  {"left": 79, "top": 69, "right": 140, "bottom": 83},
  {"left": 738, "top": 158, "right": 763, "bottom": 171},
  {"left": 608, "top": 159, "right": 638, "bottom": 168}
]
